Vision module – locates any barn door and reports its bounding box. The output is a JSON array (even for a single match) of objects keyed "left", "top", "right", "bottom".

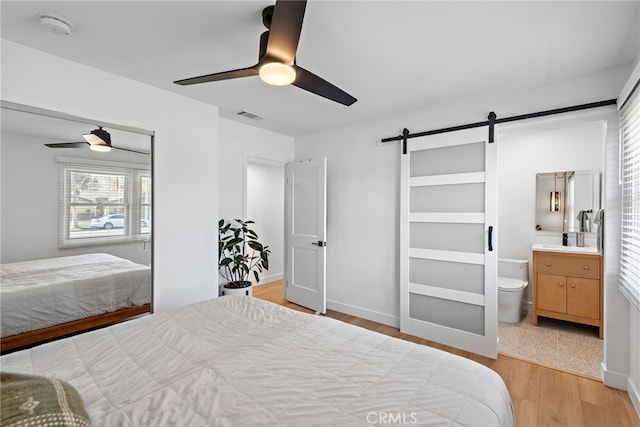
[{"left": 400, "top": 126, "right": 498, "bottom": 358}]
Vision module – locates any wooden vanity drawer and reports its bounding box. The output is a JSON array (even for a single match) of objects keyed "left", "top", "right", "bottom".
[{"left": 536, "top": 253, "right": 599, "bottom": 279}]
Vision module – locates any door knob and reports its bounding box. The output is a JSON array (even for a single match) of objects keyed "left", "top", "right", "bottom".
[
  {"left": 571, "top": 284, "right": 576, "bottom": 288},
  {"left": 584, "top": 265, "right": 589, "bottom": 270},
  {"left": 546, "top": 262, "right": 551, "bottom": 267},
  {"left": 311, "top": 241, "right": 326, "bottom": 247},
  {"left": 558, "top": 283, "right": 564, "bottom": 287}
]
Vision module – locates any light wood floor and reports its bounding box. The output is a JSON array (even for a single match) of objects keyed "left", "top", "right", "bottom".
[{"left": 254, "top": 280, "right": 640, "bottom": 427}]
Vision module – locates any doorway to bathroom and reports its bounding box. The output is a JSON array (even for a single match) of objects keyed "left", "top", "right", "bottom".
[{"left": 496, "top": 116, "right": 608, "bottom": 379}]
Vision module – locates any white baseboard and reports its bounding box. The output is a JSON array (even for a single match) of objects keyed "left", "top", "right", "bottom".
[
  {"left": 601, "top": 362, "right": 630, "bottom": 390},
  {"left": 255, "top": 272, "right": 283, "bottom": 285},
  {"left": 596, "top": 362, "right": 640, "bottom": 420},
  {"left": 628, "top": 376, "right": 640, "bottom": 420},
  {"left": 327, "top": 299, "right": 400, "bottom": 328}
]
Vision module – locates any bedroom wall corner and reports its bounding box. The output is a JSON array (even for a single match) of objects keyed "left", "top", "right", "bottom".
[
  {"left": 1, "top": 39, "right": 220, "bottom": 312},
  {"left": 218, "top": 118, "right": 294, "bottom": 287}
]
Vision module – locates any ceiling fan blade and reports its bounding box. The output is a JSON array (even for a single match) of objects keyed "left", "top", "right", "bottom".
[
  {"left": 266, "top": 0, "right": 307, "bottom": 63},
  {"left": 174, "top": 65, "right": 258, "bottom": 86},
  {"left": 112, "top": 146, "right": 150, "bottom": 155},
  {"left": 45, "top": 142, "right": 88, "bottom": 148},
  {"left": 293, "top": 65, "right": 357, "bottom": 106}
]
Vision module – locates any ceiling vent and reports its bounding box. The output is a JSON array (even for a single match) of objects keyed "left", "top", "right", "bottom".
[{"left": 236, "top": 111, "right": 263, "bottom": 121}]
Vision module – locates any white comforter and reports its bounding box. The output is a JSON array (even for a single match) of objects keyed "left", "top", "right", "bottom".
[
  {"left": 1, "top": 296, "right": 513, "bottom": 426},
  {"left": 0, "top": 253, "right": 151, "bottom": 337}
]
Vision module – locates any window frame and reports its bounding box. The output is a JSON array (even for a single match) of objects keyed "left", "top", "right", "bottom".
[
  {"left": 619, "top": 78, "right": 640, "bottom": 310},
  {"left": 59, "top": 158, "right": 151, "bottom": 248}
]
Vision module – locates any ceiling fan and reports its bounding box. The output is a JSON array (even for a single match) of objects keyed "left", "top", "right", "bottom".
[
  {"left": 173, "top": 0, "right": 357, "bottom": 106},
  {"left": 44, "top": 127, "right": 150, "bottom": 155}
]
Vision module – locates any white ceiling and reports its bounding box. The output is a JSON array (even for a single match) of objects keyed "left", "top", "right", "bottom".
[{"left": 1, "top": 1, "right": 638, "bottom": 137}]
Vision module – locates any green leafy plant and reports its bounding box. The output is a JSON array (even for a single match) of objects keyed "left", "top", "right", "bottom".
[{"left": 218, "top": 218, "right": 271, "bottom": 288}]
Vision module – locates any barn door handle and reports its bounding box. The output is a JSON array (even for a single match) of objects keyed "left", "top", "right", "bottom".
[{"left": 488, "top": 226, "right": 494, "bottom": 252}]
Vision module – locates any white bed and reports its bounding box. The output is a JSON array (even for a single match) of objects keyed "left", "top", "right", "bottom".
[
  {"left": 1, "top": 296, "right": 514, "bottom": 426},
  {"left": 0, "top": 253, "right": 151, "bottom": 339}
]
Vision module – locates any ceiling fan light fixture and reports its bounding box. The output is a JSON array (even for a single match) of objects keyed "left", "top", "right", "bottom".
[
  {"left": 89, "top": 143, "right": 112, "bottom": 153},
  {"left": 259, "top": 62, "right": 296, "bottom": 86}
]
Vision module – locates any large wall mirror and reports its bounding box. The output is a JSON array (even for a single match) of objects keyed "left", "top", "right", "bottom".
[
  {"left": 535, "top": 169, "right": 601, "bottom": 233},
  {"left": 0, "top": 101, "right": 153, "bottom": 352}
]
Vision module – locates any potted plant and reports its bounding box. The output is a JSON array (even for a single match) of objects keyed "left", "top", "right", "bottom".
[{"left": 218, "top": 218, "right": 271, "bottom": 296}]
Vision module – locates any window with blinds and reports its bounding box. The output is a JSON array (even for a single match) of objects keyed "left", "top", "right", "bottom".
[
  {"left": 620, "top": 80, "right": 640, "bottom": 310},
  {"left": 59, "top": 161, "right": 151, "bottom": 247}
]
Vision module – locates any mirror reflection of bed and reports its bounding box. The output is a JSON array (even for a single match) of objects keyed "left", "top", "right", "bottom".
[{"left": 0, "top": 103, "right": 153, "bottom": 352}]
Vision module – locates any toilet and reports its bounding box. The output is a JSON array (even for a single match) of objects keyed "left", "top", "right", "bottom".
[{"left": 498, "top": 258, "right": 529, "bottom": 323}]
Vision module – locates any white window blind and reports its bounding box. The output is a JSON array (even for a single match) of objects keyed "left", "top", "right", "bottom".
[
  {"left": 620, "top": 80, "right": 640, "bottom": 310},
  {"left": 58, "top": 159, "right": 151, "bottom": 247}
]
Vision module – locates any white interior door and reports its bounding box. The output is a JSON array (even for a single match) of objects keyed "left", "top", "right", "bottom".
[
  {"left": 400, "top": 127, "right": 498, "bottom": 358},
  {"left": 285, "top": 158, "right": 327, "bottom": 313}
]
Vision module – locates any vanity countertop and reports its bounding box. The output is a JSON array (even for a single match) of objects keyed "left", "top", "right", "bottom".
[{"left": 531, "top": 243, "right": 600, "bottom": 255}]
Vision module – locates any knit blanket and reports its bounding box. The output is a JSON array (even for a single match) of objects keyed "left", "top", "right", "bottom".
[{"left": 1, "top": 372, "right": 91, "bottom": 427}]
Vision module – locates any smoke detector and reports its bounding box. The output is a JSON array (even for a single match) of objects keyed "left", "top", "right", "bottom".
[{"left": 38, "top": 13, "right": 73, "bottom": 36}]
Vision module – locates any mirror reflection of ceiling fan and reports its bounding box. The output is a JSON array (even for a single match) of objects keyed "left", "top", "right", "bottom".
[
  {"left": 45, "top": 127, "right": 150, "bottom": 155},
  {"left": 173, "top": 0, "right": 357, "bottom": 106}
]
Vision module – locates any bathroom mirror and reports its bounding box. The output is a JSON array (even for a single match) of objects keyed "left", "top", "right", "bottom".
[
  {"left": 1, "top": 101, "right": 154, "bottom": 350},
  {"left": 535, "top": 169, "right": 601, "bottom": 233}
]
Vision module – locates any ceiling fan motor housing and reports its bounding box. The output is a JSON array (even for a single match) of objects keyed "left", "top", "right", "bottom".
[
  {"left": 262, "top": 5, "right": 275, "bottom": 29},
  {"left": 92, "top": 127, "right": 111, "bottom": 144}
]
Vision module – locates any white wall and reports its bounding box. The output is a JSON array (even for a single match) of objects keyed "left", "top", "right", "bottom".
[
  {"left": 294, "top": 64, "right": 630, "bottom": 329},
  {"left": 1, "top": 40, "right": 219, "bottom": 312},
  {"left": 218, "top": 118, "right": 293, "bottom": 219},
  {"left": 1, "top": 131, "right": 151, "bottom": 265},
  {"left": 218, "top": 118, "right": 293, "bottom": 287},
  {"left": 294, "top": 123, "right": 402, "bottom": 325},
  {"left": 247, "top": 161, "right": 284, "bottom": 284}
]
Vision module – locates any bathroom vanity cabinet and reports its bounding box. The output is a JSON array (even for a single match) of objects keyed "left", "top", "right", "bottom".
[{"left": 532, "top": 251, "right": 603, "bottom": 338}]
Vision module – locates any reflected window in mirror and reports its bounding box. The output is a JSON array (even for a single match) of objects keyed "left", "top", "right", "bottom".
[
  {"left": 535, "top": 170, "right": 601, "bottom": 233},
  {"left": 59, "top": 161, "right": 151, "bottom": 247}
]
